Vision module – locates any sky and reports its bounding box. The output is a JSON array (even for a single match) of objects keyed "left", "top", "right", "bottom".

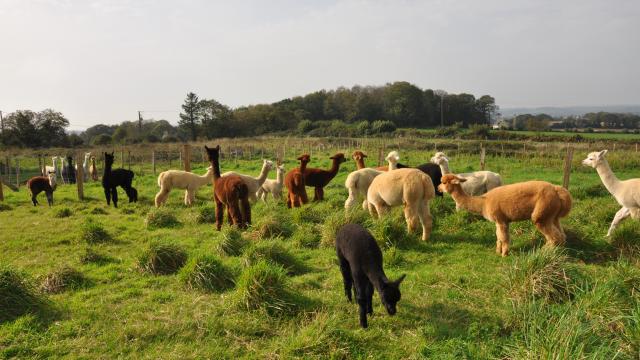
[{"left": 0, "top": 0, "right": 638, "bottom": 130}]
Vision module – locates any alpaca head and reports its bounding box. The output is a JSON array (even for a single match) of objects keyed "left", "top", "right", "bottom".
[
  {"left": 262, "top": 159, "right": 274, "bottom": 171},
  {"left": 104, "top": 152, "right": 115, "bottom": 167},
  {"left": 430, "top": 152, "right": 448, "bottom": 165},
  {"left": 582, "top": 150, "right": 608, "bottom": 168},
  {"left": 385, "top": 151, "right": 400, "bottom": 164},
  {"left": 381, "top": 274, "right": 405, "bottom": 315},
  {"left": 438, "top": 174, "right": 467, "bottom": 193},
  {"left": 330, "top": 153, "right": 347, "bottom": 164},
  {"left": 352, "top": 151, "right": 367, "bottom": 162},
  {"left": 276, "top": 164, "right": 285, "bottom": 174},
  {"left": 204, "top": 145, "right": 221, "bottom": 162},
  {"left": 297, "top": 154, "right": 311, "bottom": 165},
  {"left": 47, "top": 171, "right": 57, "bottom": 189},
  {"left": 84, "top": 152, "right": 91, "bottom": 160}
]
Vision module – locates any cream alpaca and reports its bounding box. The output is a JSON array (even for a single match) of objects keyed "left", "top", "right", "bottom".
[
  {"left": 256, "top": 163, "right": 285, "bottom": 201},
  {"left": 582, "top": 150, "right": 640, "bottom": 236},
  {"left": 222, "top": 160, "right": 273, "bottom": 203},
  {"left": 430, "top": 152, "right": 502, "bottom": 196},
  {"left": 155, "top": 166, "right": 214, "bottom": 207},
  {"left": 344, "top": 151, "right": 400, "bottom": 210},
  {"left": 438, "top": 174, "right": 571, "bottom": 256},
  {"left": 366, "top": 168, "right": 435, "bottom": 241}
]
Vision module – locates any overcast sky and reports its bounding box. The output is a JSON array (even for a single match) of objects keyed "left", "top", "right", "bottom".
[{"left": 1, "top": 0, "right": 638, "bottom": 130}]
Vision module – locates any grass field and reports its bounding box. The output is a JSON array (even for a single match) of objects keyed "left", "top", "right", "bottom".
[{"left": 2, "top": 146, "right": 640, "bottom": 359}]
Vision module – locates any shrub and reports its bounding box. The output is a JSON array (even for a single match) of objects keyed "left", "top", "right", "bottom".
[
  {"left": 297, "top": 120, "right": 313, "bottom": 134},
  {"left": 81, "top": 219, "right": 111, "bottom": 244},
  {"left": 355, "top": 120, "right": 370, "bottom": 136},
  {"left": 243, "top": 242, "right": 307, "bottom": 275},
  {"left": 40, "top": 266, "right": 88, "bottom": 294},
  {"left": 468, "top": 124, "right": 491, "bottom": 138},
  {"left": 179, "top": 253, "right": 235, "bottom": 292},
  {"left": 54, "top": 207, "right": 72, "bottom": 218},
  {"left": 508, "top": 247, "right": 582, "bottom": 305},
  {"left": 137, "top": 241, "right": 188, "bottom": 275},
  {"left": 233, "top": 260, "right": 300, "bottom": 315},
  {"left": 434, "top": 124, "right": 459, "bottom": 137},
  {"left": 145, "top": 208, "right": 180, "bottom": 229},
  {"left": 0, "top": 265, "right": 47, "bottom": 322},
  {"left": 217, "top": 227, "right": 248, "bottom": 256},
  {"left": 196, "top": 206, "right": 216, "bottom": 224},
  {"left": 371, "top": 120, "right": 396, "bottom": 133}
]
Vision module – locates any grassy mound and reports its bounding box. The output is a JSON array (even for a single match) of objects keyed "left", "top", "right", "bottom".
[
  {"left": 145, "top": 207, "right": 181, "bottom": 229},
  {"left": 371, "top": 214, "right": 419, "bottom": 249},
  {"left": 320, "top": 208, "right": 369, "bottom": 248},
  {"left": 195, "top": 206, "right": 216, "bottom": 224},
  {"left": 89, "top": 207, "right": 108, "bottom": 215},
  {"left": 249, "top": 213, "right": 294, "bottom": 240},
  {"left": 54, "top": 207, "right": 72, "bottom": 218},
  {"left": 137, "top": 241, "right": 188, "bottom": 275},
  {"left": 291, "top": 225, "right": 321, "bottom": 249},
  {"left": 81, "top": 219, "right": 111, "bottom": 244},
  {"left": 0, "top": 265, "right": 47, "bottom": 323},
  {"left": 609, "top": 220, "right": 640, "bottom": 258},
  {"left": 217, "top": 227, "right": 249, "bottom": 256},
  {"left": 508, "top": 247, "right": 582, "bottom": 305},
  {"left": 179, "top": 253, "right": 235, "bottom": 292},
  {"left": 243, "top": 242, "right": 307, "bottom": 275},
  {"left": 79, "top": 248, "right": 113, "bottom": 265},
  {"left": 291, "top": 204, "right": 329, "bottom": 225},
  {"left": 40, "top": 266, "right": 88, "bottom": 294},
  {"left": 233, "top": 260, "right": 300, "bottom": 316}
]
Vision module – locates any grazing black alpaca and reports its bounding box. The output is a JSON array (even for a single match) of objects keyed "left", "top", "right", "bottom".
[
  {"left": 102, "top": 152, "right": 138, "bottom": 207},
  {"left": 336, "top": 223, "right": 406, "bottom": 328}
]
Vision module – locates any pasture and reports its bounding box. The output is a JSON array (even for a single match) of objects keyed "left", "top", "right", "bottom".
[{"left": 1, "top": 141, "right": 640, "bottom": 359}]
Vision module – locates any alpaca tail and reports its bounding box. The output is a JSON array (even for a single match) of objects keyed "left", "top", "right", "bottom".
[
  {"left": 157, "top": 172, "right": 164, "bottom": 187},
  {"left": 421, "top": 174, "right": 436, "bottom": 202},
  {"left": 237, "top": 183, "right": 251, "bottom": 226},
  {"left": 555, "top": 186, "right": 572, "bottom": 218}
]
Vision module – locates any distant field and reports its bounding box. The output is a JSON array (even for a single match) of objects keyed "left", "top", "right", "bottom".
[
  {"left": 2, "top": 144, "right": 640, "bottom": 358},
  {"left": 412, "top": 128, "right": 640, "bottom": 141}
]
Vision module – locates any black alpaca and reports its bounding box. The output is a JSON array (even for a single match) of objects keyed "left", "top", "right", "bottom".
[
  {"left": 102, "top": 152, "right": 137, "bottom": 207},
  {"left": 62, "top": 156, "right": 77, "bottom": 184},
  {"left": 395, "top": 162, "right": 442, "bottom": 196},
  {"left": 336, "top": 223, "right": 406, "bottom": 328}
]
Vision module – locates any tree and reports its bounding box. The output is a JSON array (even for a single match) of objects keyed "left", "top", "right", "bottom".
[
  {"left": 475, "top": 95, "right": 498, "bottom": 125},
  {"left": 92, "top": 134, "right": 112, "bottom": 145},
  {"left": 200, "top": 98, "right": 233, "bottom": 138},
  {"left": 179, "top": 92, "right": 201, "bottom": 141},
  {"left": 35, "top": 109, "right": 70, "bottom": 147}
]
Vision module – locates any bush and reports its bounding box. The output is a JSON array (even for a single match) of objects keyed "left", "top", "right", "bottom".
[
  {"left": 297, "top": 120, "right": 313, "bottom": 134},
  {"left": 468, "top": 124, "right": 490, "bottom": 138},
  {"left": 233, "top": 260, "right": 300, "bottom": 315},
  {"left": 508, "top": 247, "right": 582, "bottom": 305},
  {"left": 81, "top": 219, "right": 111, "bottom": 244},
  {"left": 434, "top": 124, "right": 459, "bottom": 137},
  {"left": 243, "top": 242, "right": 307, "bottom": 275},
  {"left": 371, "top": 120, "right": 396, "bottom": 133},
  {"left": 355, "top": 120, "right": 370, "bottom": 136},
  {"left": 54, "top": 207, "right": 72, "bottom": 218},
  {"left": 217, "top": 227, "right": 248, "bottom": 256},
  {"left": 137, "top": 241, "right": 188, "bottom": 275},
  {"left": 145, "top": 208, "right": 180, "bottom": 229},
  {"left": 40, "top": 266, "right": 88, "bottom": 294},
  {"left": 196, "top": 206, "right": 216, "bottom": 224},
  {"left": 0, "top": 265, "right": 47, "bottom": 322},
  {"left": 179, "top": 254, "right": 235, "bottom": 292}
]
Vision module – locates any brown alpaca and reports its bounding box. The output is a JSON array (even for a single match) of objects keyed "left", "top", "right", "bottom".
[
  {"left": 27, "top": 173, "right": 57, "bottom": 206},
  {"left": 284, "top": 154, "right": 310, "bottom": 208},
  {"left": 89, "top": 156, "right": 99, "bottom": 181},
  {"left": 352, "top": 151, "right": 368, "bottom": 170},
  {"left": 204, "top": 145, "right": 251, "bottom": 230},
  {"left": 303, "top": 153, "right": 347, "bottom": 201},
  {"left": 438, "top": 174, "right": 572, "bottom": 256}
]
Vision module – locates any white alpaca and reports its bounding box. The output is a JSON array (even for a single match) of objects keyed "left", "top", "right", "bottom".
[
  {"left": 366, "top": 168, "right": 435, "bottom": 241},
  {"left": 155, "top": 166, "right": 214, "bottom": 207},
  {"left": 582, "top": 150, "right": 640, "bottom": 236},
  {"left": 222, "top": 160, "right": 273, "bottom": 203},
  {"left": 74, "top": 152, "right": 91, "bottom": 181},
  {"left": 344, "top": 151, "right": 400, "bottom": 210},
  {"left": 44, "top": 156, "right": 58, "bottom": 176},
  {"left": 430, "top": 152, "right": 502, "bottom": 196},
  {"left": 257, "top": 163, "right": 285, "bottom": 201}
]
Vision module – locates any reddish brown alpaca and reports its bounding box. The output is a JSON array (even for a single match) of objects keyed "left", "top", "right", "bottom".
[
  {"left": 205, "top": 145, "right": 251, "bottom": 230},
  {"left": 352, "top": 151, "right": 368, "bottom": 170},
  {"left": 304, "top": 153, "right": 347, "bottom": 201},
  {"left": 284, "top": 154, "right": 310, "bottom": 208}
]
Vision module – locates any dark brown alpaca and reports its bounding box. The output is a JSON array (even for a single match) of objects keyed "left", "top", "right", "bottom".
[
  {"left": 352, "top": 151, "right": 367, "bottom": 170},
  {"left": 27, "top": 173, "right": 57, "bottom": 206},
  {"left": 284, "top": 154, "right": 310, "bottom": 208},
  {"left": 205, "top": 145, "right": 251, "bottom": 230},
  {"left": 303, "top": 153, "right": 347, "bottom": 201}
]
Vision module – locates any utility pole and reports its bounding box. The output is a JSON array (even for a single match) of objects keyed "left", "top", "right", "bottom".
[
  {"left": 0, "top": 111, "right": 4, "bottom": 133},
  {"left": 434, "top": 90, "right": 447, "bottom": 127}
]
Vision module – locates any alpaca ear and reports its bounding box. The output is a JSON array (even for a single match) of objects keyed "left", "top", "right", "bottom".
[
  {"left": 362, "top": 153, "right": 367, "bottom": 158},
  {"left": 599, "top": 150, "right": 608, "bottom": 157},
  {"left": 204, "top": 145, "right": 210, "bottom": 151},
  {"left": 393, "top": 274, "right": 406, "bottom": 287},
  {"left": 215, "top": 145, "right": 220, "bottom": 151}
]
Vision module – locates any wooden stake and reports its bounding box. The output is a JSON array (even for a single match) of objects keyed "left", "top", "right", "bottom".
[
  {"left": 183, "top": 144, "right": 192, "bottom": 172},
  {"left": 76, "top": 153, "right": 84, "bottom": 200},
  {"left": 15, "top": 158, "right": 19, "bottom": 188},
  {"left": 0, "top": 173, "right": 4, "bottom": 201},
  {"left": 480, "top": 146, "right": 486, "bottom": 171},
  {"left": 152, "top": 150, "right": 156, "bottom": 175},
  {"left": 562, "top": 147, "right": 574, "bottom": 190}
]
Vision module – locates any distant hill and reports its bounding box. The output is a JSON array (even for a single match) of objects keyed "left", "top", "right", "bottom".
[{"left": 501, "top": 105, "right": 640, "bottom": 117}]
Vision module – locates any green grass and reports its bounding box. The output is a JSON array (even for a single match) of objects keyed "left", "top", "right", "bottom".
[{"left": 1, "top": 145, "right": 640, "bottom": 358}]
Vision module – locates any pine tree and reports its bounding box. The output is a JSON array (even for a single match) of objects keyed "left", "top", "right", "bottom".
[{"left": 179, "top": 92, "right": 200, "bottom": 141}]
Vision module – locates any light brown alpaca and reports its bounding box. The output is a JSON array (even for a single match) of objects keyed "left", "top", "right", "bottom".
[
  {"left": 438, "top": 174, "right": 572, "bottom": 256},
  {"left": 89, "top": 156, "right": 99, "bottom": 181},
  {"left": 352, "top": 151, "right": 368, "bottom": 170},
  {"left": 366, "top": 168, "right": 435, "bottom": 241},
  {"left": 284, "top": 154, "right": 311, "bottom": 208}
]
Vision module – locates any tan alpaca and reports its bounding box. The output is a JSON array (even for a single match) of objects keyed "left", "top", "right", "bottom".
[
  {"left": 366, "top": 168, "right": 435, "bottom": 241},
  {"left": 582, "top": 150, "right": 640, "bottom": 236},
  {"left": 89, "top": 156, "right": 99, "bottom": 181},
  {"left": 438, "top": 174, "right": 572, "bottom": 256},
  {"left": 345, "top": 151, "right": 400, "bottom": 210},
  {"left": 222, "top": 159, "right": 273, "bottom": 203}
]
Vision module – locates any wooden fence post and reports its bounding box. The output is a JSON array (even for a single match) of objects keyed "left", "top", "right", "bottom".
[
  {"left": 183, "top": 144, "right": 192, "bottom": 172},
  {"left": 152, "top": 150, "right": 156, "bottom": 175},
  {"left": 121, "top": 149, "right": 125, "bottom": 167},
  {"left": 38, "top": 155, "right": 43, "bottom": 176},
  {"left": 562, "top": 147, "right": 574, "bottom": 190},
  {"left": 0, "top": 175, "right": 3, "bottom": 201},
  {"left": 127, "top": 150, "right": 131, "bottom": 170},
  {"left": 76, "top": 153, "right": 84, "bottom": 201},
  {"left": 480, "top": 146, "right": 486, "bottom": 171},
  {"left": 15, "top": 158, "right": 20, "bottom": 188}
]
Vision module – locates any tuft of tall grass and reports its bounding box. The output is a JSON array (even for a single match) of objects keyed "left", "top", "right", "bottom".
[
  {"left": 179, "top": 253, "right": 235, "bottom": 292},
  {"left": 40, "top": 266, "right": 89, "bottom": 294},
  {"left": 371, "top": 214, "right": 419, "bottom": 249},
  {"left": 291, "top": 225, "right": 321, "bottom": 249},
  {"left": 81, "top": 218, "right": 111, "bottom": 244},
  {"left": 145, "top": 207, "right": 181, "bottom": 229},
  {"left": 217, "top": 226, "right": 249, "bottom": 256},
  {"left": 243, "top": 242, "right": 307, "bottom": 275},
  {"left": 0, "top": 265, "right": 48, "bottom": 323},
  {"left": 248, "top": 213, "right": 294, "bottom": 240},
  {"left": 54, "top": 207, "right": 72, "bottom": 218},
  {"left": 195, "top": 206, "right": 216, "bottom": 224},
  {"left": 609, "top": 220, "right": 640, "bottom": 259},
  {"left": 320, "top": 208, "right": 369, "bottom": 248},
  {"left": 89, "top": 207, "right": 108, "bottom": 215},
  {"left": 137, "top": 241, "right": 188, "bottom": 275},
  {"left": 233, "top": 260, "right": 300, "bottom": 316},
  {"left": 79, "top": 248, "right": 113, "bottom": 265}
]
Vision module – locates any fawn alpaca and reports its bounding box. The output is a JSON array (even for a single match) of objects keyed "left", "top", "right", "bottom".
[
  {"left": 303, "top": 153, "right": 347, "bottom": 201},
  {"left": 27, "top": 172, "right": 57, "bottom": 206},
  {"left": 89, "top": 156, "right": 99, "bottom": 181},
  {"left": 205, "top": 145, "right": 251, "bottom": 230},
  {"left": 285, "top": 154, "right": 311, "bottom": 208},
  {"left": 439, "top": 174, "right": 571, "bottom": 256},
  {"left": 102, "top": 152, "right": 138, "bottom": 208},
  {"left": 155, "top": 167, "right": 214, "bottom": 207},
  {"left": 257, "top": 162, "right": 285, "bottom": 201},
  {"left": 336, "top": 224, "right": 405, "bottom": 328}
]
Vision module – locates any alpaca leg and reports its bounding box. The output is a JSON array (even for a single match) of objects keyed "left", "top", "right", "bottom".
[
  {"left": 46, "top": 191, "right": 53, "bottom": 206},
  {"left": 240, "top": 196, "right": 251, "bottom": 227},
  {"left": 227, "top": 208, "right": 233, "bottom": 225},
  {"left": 495, "top": 222, "right": 510, "bottom": 256},
  {"left": 104, "top": 188, "right": 111, "bottom": 206},
  {"left": 403, "top": 204, "right": 421, "bottom": 235},
  {"left": 338, "top": 255, "right": 353, "bottom": 302},
  {"left": 215, "top": 197, "right": 224, "bottom": 231},
  {"left": 313, "top": 187, "right": 320, "bottom": 201},
  {"left": 345, "top": 189, "right": 357, "bottom": 209},
  {"left": 534, "top": 220, "right": 563, "bottom": 247},
  {"left": 352, "top": 270, "right": 369, "bottom": 328},
  {"left": 607, "top": 207, "right": 631, "bottom": 237},
  {"left": 155, "top": 189, "right": 168, "bottom": 207},
  {"left": 553, "top": 217, "right": 567, "bottom": 245},
  {"left": 365, "top": 280, "right": 374, "bottom": 315},
  {"left": 367, "top": 201, "right": 378, "bottom": 218},
  {"left": 317, "top": 187, "right": 324, "bottom": 201},
  {"left": 286, "top": 192, "right": 293, "bottom": 208},
  {"left": 31, "top": 194, "right": 38, "bottom": 206},
  {"left": 111, "top": 187, "right": 118, "bottom": 208},
  {"left": 228, "top": 200, "right": 244, "bottom": 229},
  {"left": 300, "top": 188, "right": 309, "bottom": 205},
  {"left": 419, "top": 203, "right": 433, "bottom": 241}
]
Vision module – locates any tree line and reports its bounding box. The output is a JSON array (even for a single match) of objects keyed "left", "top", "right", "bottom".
[{"left": 502, "top": 112, "right": 640, "bottom": 132}]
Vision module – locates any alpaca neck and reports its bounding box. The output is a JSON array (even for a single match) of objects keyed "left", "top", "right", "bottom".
[
  {"left": 388, "top": 162, "right": 397, "bottom": 171},
  {"left": 328, "top": 159, "right": 341, "bottom": 175},
  {"left": 211, "top": 158, "right": 221, "bottom": 181},
  {"left": 595, "top": 159, "right": 621, "bottom": 194},
  {"left": 366, "top": 270, "right": 389, "bottom": 294},
  {"left": 256, "top": 163, "right": 271, "bottom": 182},
  {"left": 438, "top": 161, "right": 452, "bottom": 175},
  {"left": 450, "top": 186, "right": 485, "bottom": 214},
  {"left": 197, "top": 169, "right": 214, "bottom": 186},
  {"left": 276, "top": 169, "right": 284, "bottom": 184},
  {"left": 104, "top": 162, "right": 112, "bottom": 176},
  {"left": 355, "top": 158, "right": 366, "bottom": 170},
  {"left": 299, "top": 162, "right": 308, "bottom": 173}
]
